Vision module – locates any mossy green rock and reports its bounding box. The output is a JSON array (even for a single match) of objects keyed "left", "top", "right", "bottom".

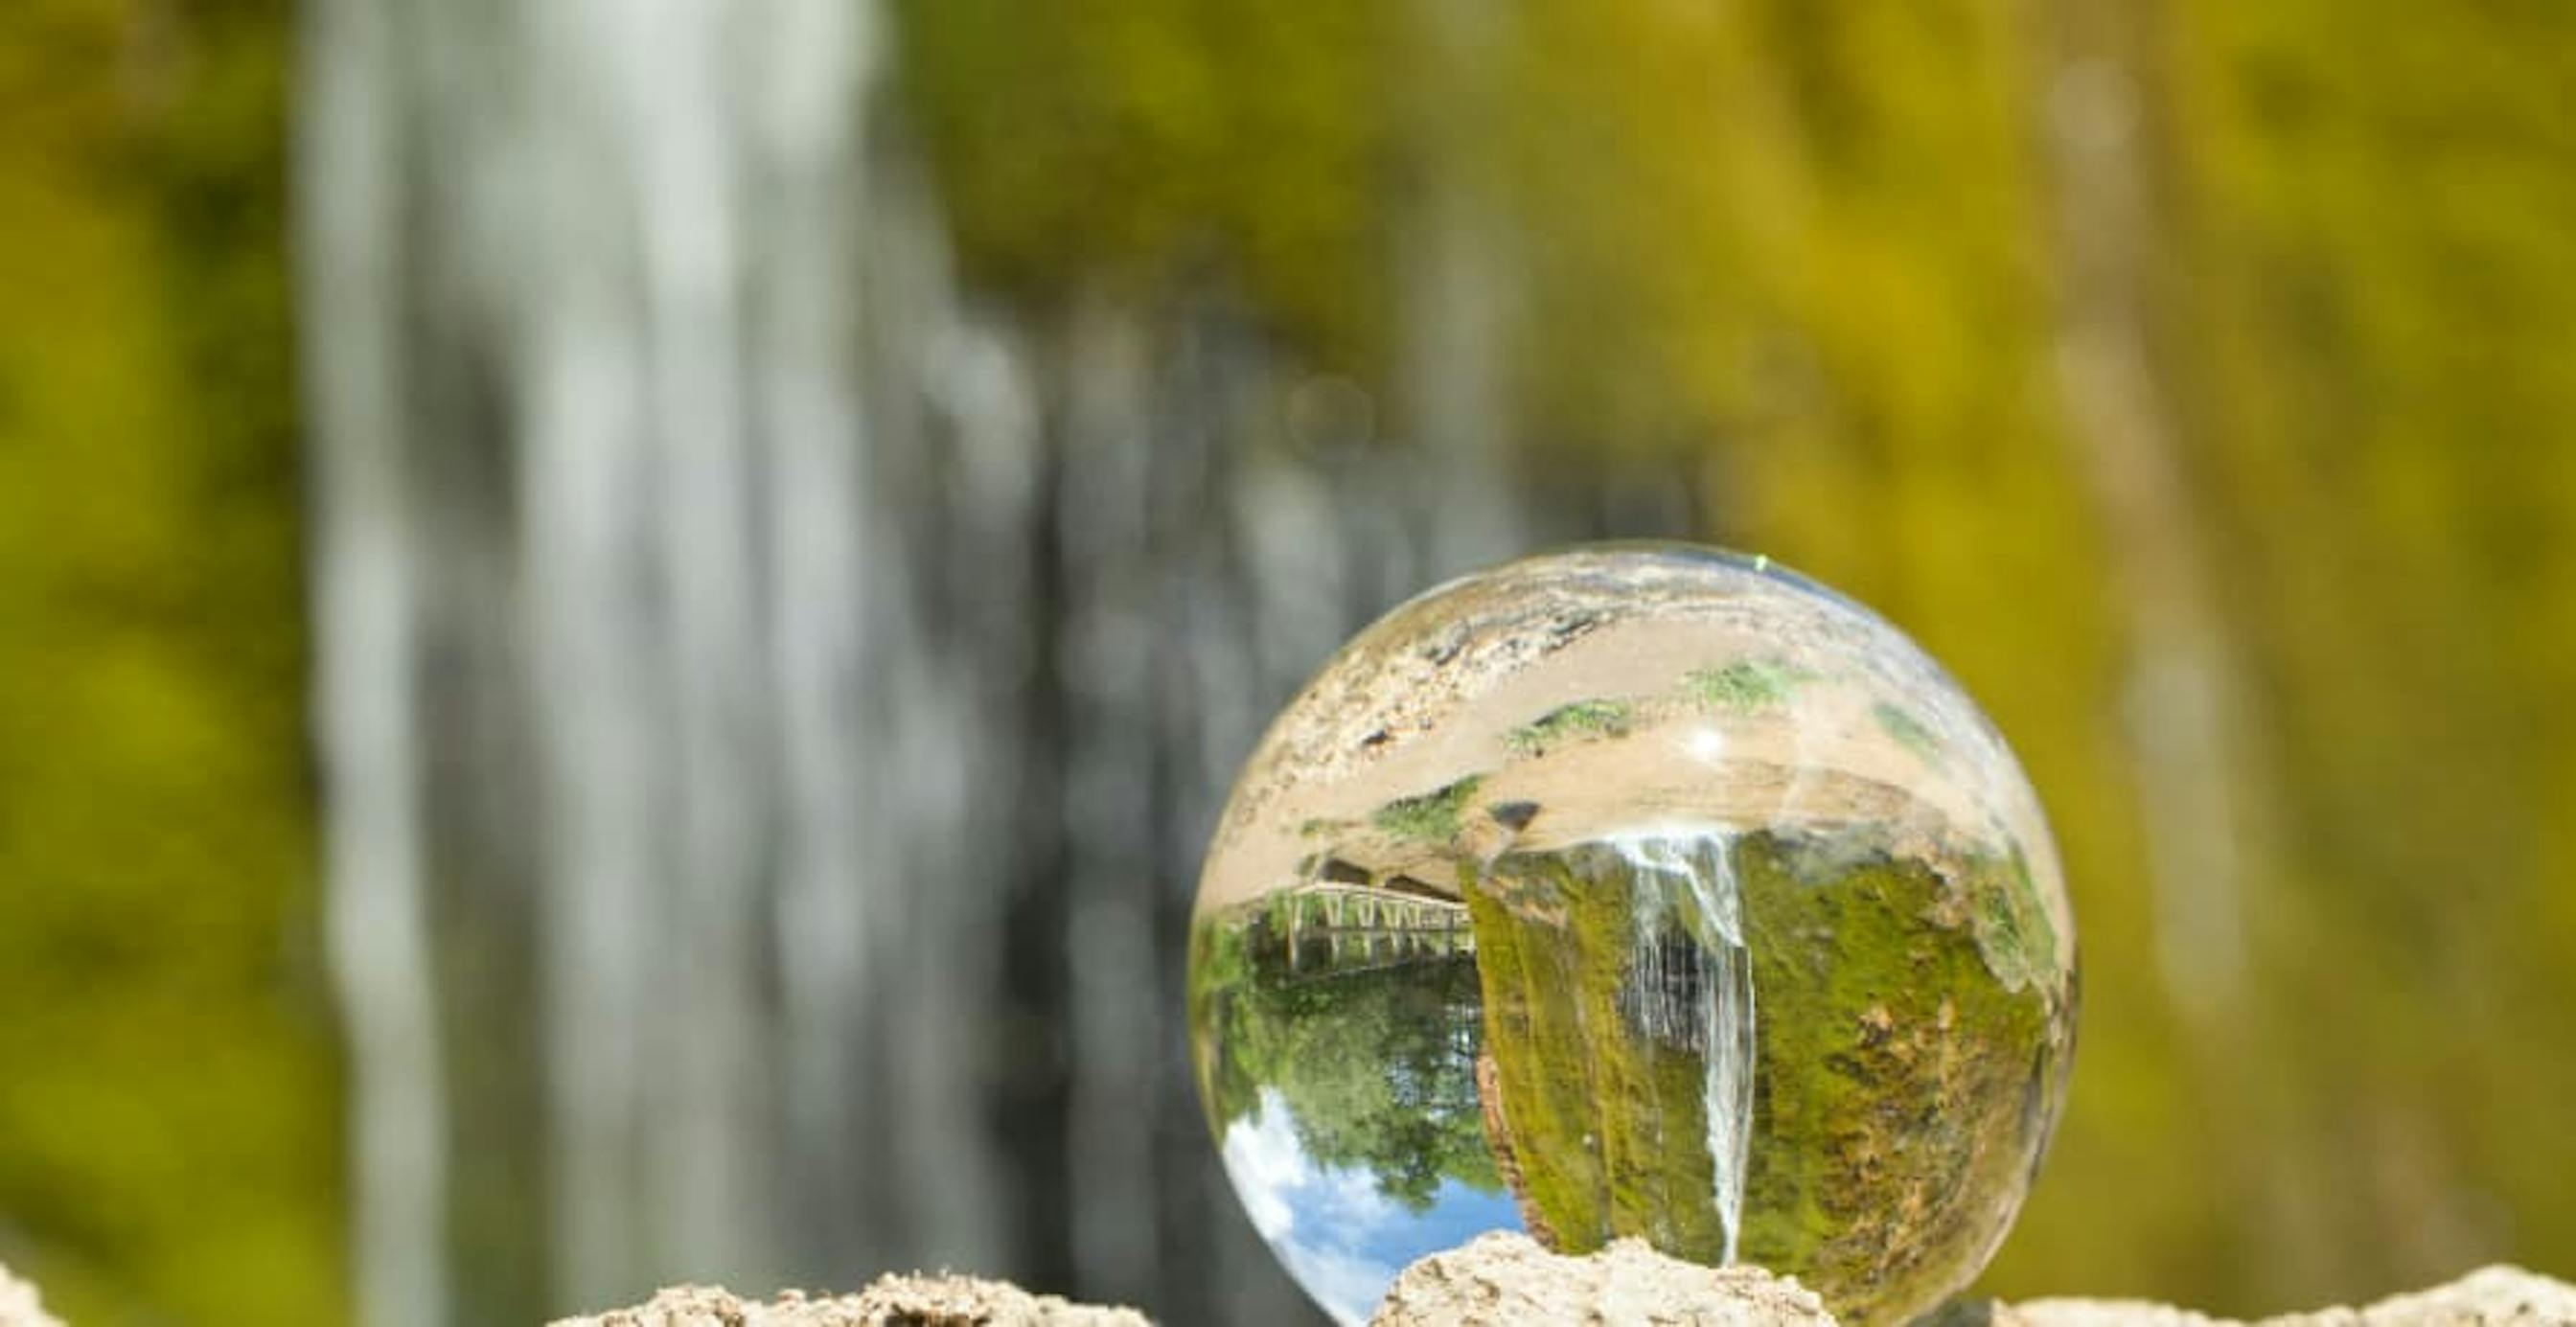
[{"left": 1732, "top": 831, "right": 2068, "bottom": 1324}]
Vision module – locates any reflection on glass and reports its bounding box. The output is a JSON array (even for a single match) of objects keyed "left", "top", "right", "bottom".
[{"left": 1189, "top": 546, "right": 2077, "bottom": 1326}]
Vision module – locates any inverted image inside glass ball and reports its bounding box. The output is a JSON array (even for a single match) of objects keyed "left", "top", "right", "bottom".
[{"left": 1186, "top": 544, "right": 2076, "bottom": 1327}]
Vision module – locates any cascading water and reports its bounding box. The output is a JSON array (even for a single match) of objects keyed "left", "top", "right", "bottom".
[
  {"left": 299, "top": 1, "right": 1704, "bottom": 1320},
  {"left": 1609, "top": 830, "right": 1756, "bottom": 1264}
]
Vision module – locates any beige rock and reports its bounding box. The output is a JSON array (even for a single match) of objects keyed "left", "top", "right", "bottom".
[
  {"left": 1369, "top": 1231, "right": 1835, "bottom": 1326},
  {"left": 1370, "top": 1236, "right": 2573, "bottom": 1327},
  {"left": 2001, "top": 1265, "right": 2576, "bottom": 1327},
  {"left": 546, "top": 1272, "right": 1151, "bottom": 1327},
  {"left": 548, "top": 1244, "right": 2575, "bottom": 1327},
  {"left": 0, "top": 1261, "right": 63, "bottom": 1327},
  {"left": 1966, "top": 1298, "right": 2225, "bottom": 1327}
]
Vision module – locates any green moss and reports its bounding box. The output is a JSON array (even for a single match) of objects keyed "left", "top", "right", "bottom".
[
  {"left": 1505, "top": 698, "right": 1638, "bottom": 755},
  {"left": 1871, "top": 700, "right": 1944, "bottom": 766},
  {"left": 1463, "top": 864, "right": 1603, "bottom": 1245},
  {"left": 1466, "top": 846, "right": 1729, "bottom": 1263},
  {"left": 1373, "top": 774, "right": 1487, "bottom": 843},
  {"left": 1733, "top": 830, "right": 2063, "bottom": 1326},
  {"left": 1687, "top": 658, "right": 1814, "bottom": 712}
]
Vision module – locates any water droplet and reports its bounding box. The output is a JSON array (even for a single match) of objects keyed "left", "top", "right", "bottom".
[{"left": 1189, "top": 544, "right": 2077, "bottom": 1326}]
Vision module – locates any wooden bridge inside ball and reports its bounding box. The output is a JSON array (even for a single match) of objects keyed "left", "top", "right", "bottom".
[{"left": 1275, "top": 880, "right": 1475, "bottom": 978}]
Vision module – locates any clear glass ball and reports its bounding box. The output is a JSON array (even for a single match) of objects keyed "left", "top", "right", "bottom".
[{"left": 1188, "top": 544, "right": 2076, "bottom": 1325}]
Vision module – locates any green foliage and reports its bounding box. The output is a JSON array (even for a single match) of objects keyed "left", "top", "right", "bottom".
[
  {"left": 1870, "top": 702, "right": 1945, "bottom": 768},
  {"left": 0, "top": 1, "right": 338, "bottom": 1322},
  {"left": 888, "top": 0, "right": 1402, "bottom": 369},
  {"left": 1192, "top": 908, "right": 1500, "bottom": 1209},
  {"left": 1503, "top": 699, "right": 1637, "bottom": 756},
  {"left": 1969, "top": 849, "right": 2061, "bottom": 995},
  {"left": 1371, "top": 775, "right": 1486, "bottom": 844},
  {"left": 1187, "top": 912, "right": 1260, "bottom": 1130},
  {"left": 1686, "top": 659, "right": 1814, "bottom": 714}
]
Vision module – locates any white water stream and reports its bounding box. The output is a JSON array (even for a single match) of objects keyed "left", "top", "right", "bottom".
[
  {"left": 1610, "top": 830, "right": 1758, "bottom": 1263},
  {"left": 299, "top": 1, "right": 1708, "bottom": 1320}
]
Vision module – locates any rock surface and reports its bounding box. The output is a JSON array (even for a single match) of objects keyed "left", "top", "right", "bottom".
[
  {"left": 0, "top": 1262, "right": 62, "bottom": 1327},
  {"left": 1368, "top": 1234, "right": 2574, "bottom": 1327},
  {"left": 5, "top": 1235, "right": 2541, "bottom": 1327},
  {"left": 1369, "top": 1231, "right": 1835, "bottom": 1326},
  {"left": 2000, "top": 1264, "right": 2576, "bottom": 1327},
  {"left": 543, "top": 1272, "right": 1151, "bottom": 1327}
]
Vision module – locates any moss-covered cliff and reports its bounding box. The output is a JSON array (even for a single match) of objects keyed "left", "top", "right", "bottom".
[
  {"left": 0, "top": 2, "right": 338, "bottom": 1322},
  {"left": 1461, "top": 830, "right": 2065, "bottom": 1326}
]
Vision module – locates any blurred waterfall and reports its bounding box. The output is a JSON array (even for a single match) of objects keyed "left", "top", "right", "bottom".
[{"left": 300, "top": 3, "right": 1701, "bottom": 1323}]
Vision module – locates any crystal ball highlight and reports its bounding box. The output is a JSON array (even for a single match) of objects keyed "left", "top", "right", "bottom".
[{"left": 1187, "top": 545, "right": 2076, "bottom": 1325}]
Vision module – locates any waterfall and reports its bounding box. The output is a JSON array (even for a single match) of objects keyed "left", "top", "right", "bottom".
[
  {"left": 300, "top": 0, "right": 446, "bottom": 1317},
  {"left": 299, "top": 2, "right": 1705, "bottom": 1321},
  {"left": 1609, "top": 831, "right": 1757, "bottom": 1264},
  {"left": 301, "top": 0, "right": 927, "bottom": 1310}
]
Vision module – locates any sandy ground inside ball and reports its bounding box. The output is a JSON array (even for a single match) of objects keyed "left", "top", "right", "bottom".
[{"left": 1196, "top": 553, "right": 2069, "bottom": 968}]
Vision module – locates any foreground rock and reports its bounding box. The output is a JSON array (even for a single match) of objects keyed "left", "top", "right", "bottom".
[
  {"left": 0, "top": 1262, "right": 62, "bottom": 1327},
  {"left": 1998, "top": 1265, "right": 2576, "bottom": 1327},
  {"left": 541, "top": 1237, "right": 2572, "bottom": 1327},
  {"left": 545, "top": 1272, "right": 1150, "bottom": 1327},
  {"left": 5, "top": 1233, "right": 2559, "bottom": 1327},
  {"left": 1374, "top": 1235, "right": 2574, "bottom": 1327},
  {"left": 1371, "top": 1231, "right": 1834, "bottom": 1325}
]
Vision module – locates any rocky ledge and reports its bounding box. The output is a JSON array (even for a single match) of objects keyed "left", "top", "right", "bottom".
[
  {"left": 541, "top": 1237, "right": 2574, "bottom": 1327},
  {"left": 1374, "top": 1235, "right": 2576, "bottom": 1327},
  {"left": 542, "top": 1272, "right": 1150, "bottom": 1327},
  {"left": 1985, "top": 1264, "right": 2576, "bottom": 1327},
  {"left": 8, "top": 1242, "right": 2569, "bottom": 1327},
  {"left": 1371, "top": 1232, "right": 1835, "bottom": 1325}
]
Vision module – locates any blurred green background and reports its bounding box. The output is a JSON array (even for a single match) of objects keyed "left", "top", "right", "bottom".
[
  {"left": 0, "top": 1, "right": 334, "bottom": 1322},
  {"left": 5, "top": 0, "right": 2573, "bottom": 1322}
]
